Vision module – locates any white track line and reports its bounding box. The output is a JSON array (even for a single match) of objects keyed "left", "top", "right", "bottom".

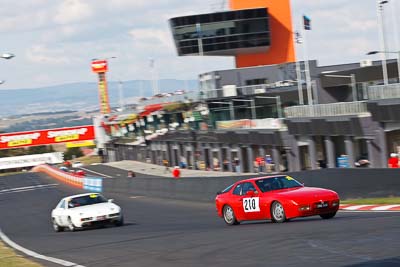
[
  {"left": 0, "top": 229, "right": 85, "bottom": 267},
  {"left": 79, "top": 167, "right": 113, "bottom": 178},
  {"left": 0, "top": 184, "right": 58, "bottom": 194}
]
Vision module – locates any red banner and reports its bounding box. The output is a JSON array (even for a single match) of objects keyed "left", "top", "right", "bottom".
[
  {"left": 0, "top": 125, "right": 95, "bottom": 150},
  {"left": 91, "top": 60, "right": 108, "bottom": 73}
]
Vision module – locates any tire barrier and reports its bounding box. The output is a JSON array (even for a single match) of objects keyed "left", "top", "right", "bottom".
[{"left": 32, "top": 164, "right": 103, "bottom": 192}]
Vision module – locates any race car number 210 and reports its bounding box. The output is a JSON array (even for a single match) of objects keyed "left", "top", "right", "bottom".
[{"left": 243, "top": 197, "right": 260, "bottom": 212}]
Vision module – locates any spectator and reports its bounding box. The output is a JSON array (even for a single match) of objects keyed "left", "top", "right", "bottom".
[
  {"left": 255, "top": 156, "right": 264, "bottom": 173},
  {"left": 265, "top": 154, "right": 273, "bottom": 172},
  {"left": 172, "top": 166, "right": 181, "bottom": 178},
  {"left": 388, "top": 153, "right": 399, "bottom": 168},
  {"left": 163, "top": 159, "right": 170, "bottom": 173}
]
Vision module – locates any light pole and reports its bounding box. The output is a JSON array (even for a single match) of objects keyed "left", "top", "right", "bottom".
[
  {"left": 323, "top": 74, "right": 357, "bottom": 101},
  {"left": 376, "top": 0, "right": 389, "bottom": 85},
  {"left": 1, "top": 53, "right": 15, "bottom": 60},
  {"left": 368, "top": 50, "right": 400, "bottom": 82},
  {"left": 118, "top": 80, "right": 125, "bottom": 111},
  {"left": 0, "top": 53, "right": 15, "bottom": 85}
]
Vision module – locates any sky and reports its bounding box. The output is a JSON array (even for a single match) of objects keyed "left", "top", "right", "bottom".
[{"left": 0, "top": 0, "right": 397, "bottom": 90}]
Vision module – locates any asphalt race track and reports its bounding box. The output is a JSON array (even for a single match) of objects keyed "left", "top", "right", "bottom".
[{"left": 0, "top": 171, "right": 399, "bottom": 267}]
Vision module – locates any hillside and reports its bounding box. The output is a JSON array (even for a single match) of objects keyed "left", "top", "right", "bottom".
[{"left": 0, "top": 79, "right": 198, "bottom": 117}]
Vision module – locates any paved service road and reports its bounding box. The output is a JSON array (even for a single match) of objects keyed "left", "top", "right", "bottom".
[{"left": 0, "top": 172, "right": 399, "bottom": 267}]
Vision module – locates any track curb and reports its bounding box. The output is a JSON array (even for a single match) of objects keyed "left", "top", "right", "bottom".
[{"left": 340, "top": 204, "right": 400, "bottom": 211}]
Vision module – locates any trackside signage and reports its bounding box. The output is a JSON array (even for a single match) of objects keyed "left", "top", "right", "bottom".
[
  {"left": 0, "top": 125, "right": 95, "bottom": 150},
  {"left": 83, "top": 178, "right": 103, "bottom": 192},
  {"left": 0, "top": 152, "right": 64, "bottom": 170}
]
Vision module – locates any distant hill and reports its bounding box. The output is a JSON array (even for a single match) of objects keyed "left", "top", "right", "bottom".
[{"left": 0, "top": 79, "right": 198, "bottom": 117}]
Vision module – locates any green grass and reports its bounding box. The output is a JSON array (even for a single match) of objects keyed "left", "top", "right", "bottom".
[
  {"left": 0, "top": 241, "right": 42, "bottom": 267},
  {"left": 341, "top": 197, "right": 400, "bottom": 205},
  {"left": 0, "top": 171, "right": 24, "bottom": 177},
  {"left": 73, "top": 155, "right": 102, "bottom": 166}
]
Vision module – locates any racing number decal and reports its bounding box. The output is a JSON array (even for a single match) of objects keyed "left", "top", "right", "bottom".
[{"left": 243, "top": 197, "right": 260, "bottom": 212}]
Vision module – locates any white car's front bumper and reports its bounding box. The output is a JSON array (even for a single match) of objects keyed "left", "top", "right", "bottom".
[{"left": 74, "top": 213, "right": 122, "bottom": 228}]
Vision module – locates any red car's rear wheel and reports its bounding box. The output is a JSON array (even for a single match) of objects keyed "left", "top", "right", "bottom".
[
  {"left": 223, "top": 205, "right": 239, "bottom": 225},
  {"left": 271, "top": 201, "right": 286, "bottom": 223}
]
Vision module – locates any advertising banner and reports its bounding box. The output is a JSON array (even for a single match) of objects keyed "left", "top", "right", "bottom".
[
  {"left": 0, "top": 152, "right": 64, "bottom": 170},
  {"left": 97, "top": 73, "right": 111, "bottom": 114},
  {"left": 83, "top": 178, "right": 103, "bottom": 192},
  {"left": 0, "top": 125, "right": 95, "bottom": 150},
  {"left": 66, "top": 140, "right": 95, "bottom": 148},
  {"left": 216, "top": 118, "right": 283, "bottom": 130}
]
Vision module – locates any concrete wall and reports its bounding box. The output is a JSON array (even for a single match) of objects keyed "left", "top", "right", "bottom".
[{"left": 103, "top": 169, "right": 400, "bottom": 203}]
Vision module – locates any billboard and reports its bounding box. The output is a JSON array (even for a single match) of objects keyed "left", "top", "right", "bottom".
[
  {"left": 97, "top": 73, "right": 111, "bottom": 114},
  {"left": 0, "top": 125, "right": 95, "bottom": 150}
]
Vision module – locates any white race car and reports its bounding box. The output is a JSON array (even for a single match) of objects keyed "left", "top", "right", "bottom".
[{"left": 51, "top": 193, "right": 123, "bottom": 232}]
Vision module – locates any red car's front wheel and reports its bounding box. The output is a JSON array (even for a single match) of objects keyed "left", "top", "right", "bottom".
[
  {"left": 271, "top": 201, "right": 286, "bottom": 223},
  {"left": 223, "top": 205, "right": 239, "bottom": 225}
]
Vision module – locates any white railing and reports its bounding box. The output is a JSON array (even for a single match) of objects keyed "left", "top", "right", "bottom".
[
  {"left": 202, "top": 82, "right": 296, "bottom": 99},
  {"left": 140, "top": 91, "right": 201, "bottom": 105},
  {"left": 140, "top": 82, "right": 297, "bottom": 106},
  {"left": 368, "top": 83, "right": 400, "bottom": 100},
  {"left": 284, "top": 101, "right": 369, "bottom": 118}
]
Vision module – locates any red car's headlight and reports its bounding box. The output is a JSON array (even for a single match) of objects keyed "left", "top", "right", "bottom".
[{"left": 299, "top": 205, "right": 311, "bottom": 211}]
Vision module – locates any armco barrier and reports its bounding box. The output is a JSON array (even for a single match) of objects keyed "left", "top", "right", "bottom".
[
  {"left": 32, "top": 164, "right": 103, "bottom": 192},
  {"left": 102, "top": 168, "right": 400, "bottom": 202}
]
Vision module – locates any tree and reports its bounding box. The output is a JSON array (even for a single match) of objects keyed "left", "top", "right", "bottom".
[
  {"left": 27, "top": 146, "right": 49, "bottom": 154},
  {"left": 64, "top": 147, "right": 83, "bottom": 160}
]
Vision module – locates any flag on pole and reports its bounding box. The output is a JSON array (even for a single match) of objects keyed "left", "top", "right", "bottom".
[{"left": 303, "top": 15, "right": 311, "bottom": 30}]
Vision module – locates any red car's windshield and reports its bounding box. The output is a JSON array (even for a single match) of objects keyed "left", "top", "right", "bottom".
[{"left": 255, "top": 176, "right": 303, "bottom": 192}]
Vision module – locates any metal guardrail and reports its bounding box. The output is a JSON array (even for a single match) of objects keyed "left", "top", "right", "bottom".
[
  {"left": 368, "top": 83, "right": 400, "bottom": 100},
  {"left": 284, "top": 101, "right": 369, "bottom": 118}
]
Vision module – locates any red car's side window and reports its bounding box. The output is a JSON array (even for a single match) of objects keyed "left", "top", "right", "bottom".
[{"left": 233, "top": 184, "right": 242, "bottom": 195}]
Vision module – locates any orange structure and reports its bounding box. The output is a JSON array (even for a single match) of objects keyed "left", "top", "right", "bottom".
[
  {"left": 91, "top": 60, "right": 112, "bottom": 114},
  {"left": 229, "top": 0, "right": 295, "bottom": 68}
]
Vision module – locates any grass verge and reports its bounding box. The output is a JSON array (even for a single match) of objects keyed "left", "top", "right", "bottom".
[
  {"left": 0, "top": 241, "right": 42, "bottom": 267},
  {"left": 73, "top": 155, "right": 102, "bottom": 166},
  {"left": 341, "top": 197, "right": 400, "bottom": 205}
]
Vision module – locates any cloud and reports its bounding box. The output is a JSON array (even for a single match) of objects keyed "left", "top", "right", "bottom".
[
  {"left": 0, "top": 0, "right": 396, "bottom": 90},
  {"left": 54, "top": 0, "right": 94, "bottom": 24},
  {"left": 26, "top": 45, "right": 71, "bottom": 64}
]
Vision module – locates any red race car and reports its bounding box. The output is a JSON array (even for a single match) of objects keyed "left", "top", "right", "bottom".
[{"left": 215, "top": 175, "right": 340, "bottom": 225}]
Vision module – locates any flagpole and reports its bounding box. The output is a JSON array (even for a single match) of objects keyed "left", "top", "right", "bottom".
[
  {"left": 295, "top": 31, "right": 304, "bottom": 105},
  {"left": 302, "top": 15, "right": 313, "bottom": 105}
]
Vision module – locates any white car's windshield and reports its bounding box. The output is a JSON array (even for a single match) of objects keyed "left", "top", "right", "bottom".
[{"left": 68, "top": 194, "right": 107, "bottom": 208}]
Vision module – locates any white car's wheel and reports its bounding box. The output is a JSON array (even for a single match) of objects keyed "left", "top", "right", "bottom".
[
  {"left": 271, "top": 201, "right": 286, "bottom": 223},
  {"left": 67, "top": 217, "right": 76, "bottom": 232},
  {"left": 115, "top": 216, "right": 124, "bottom": 227},
  {"left": 52, "top": 218, "right": 63, "bottom": 232}
]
